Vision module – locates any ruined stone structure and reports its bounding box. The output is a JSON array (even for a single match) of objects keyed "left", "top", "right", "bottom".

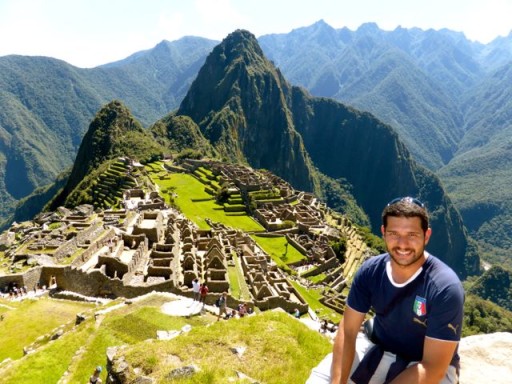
[{"left": 0, "top": 161, "right": 372, "bottom": 316}]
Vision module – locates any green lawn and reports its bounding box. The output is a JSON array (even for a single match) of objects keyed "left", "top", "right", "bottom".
[
  {"left": 151, "top": 172, "right": 264, "bottom": 232},
  {"left": 229, "top": 253, "right": 252, "bottom": 301},
  {"left": 0, "top": 296, "right": 95, "bottom": 362},
  {"left": 290, "top": 280, "right": 341, "bottom": 323},
  {"left": 250, "top": 235, "right": 306, "bottom": 268}
]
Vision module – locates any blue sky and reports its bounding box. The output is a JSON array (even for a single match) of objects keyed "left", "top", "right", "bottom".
[{"left": 1, "top": 0, "right": 511, "bottom": 68}]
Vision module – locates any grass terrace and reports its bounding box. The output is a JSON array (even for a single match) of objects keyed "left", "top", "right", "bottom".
[
  {"left": 0, "top": 293, "right": 332, "bottom": 383},
  {"left": 289, "top": 280, "right": 341, "bottom": 323},
  {"left": 0, "top": 296, "right": 95, "bottom": 362},
  {"left": 149, "top": 170, "right": 263, "bottom": 232},
  {"left": 250, "top": 235, "right": 306, "bottom": 269},
  {"left": 229, "top": 252, "right": 252, "bottom": 301}
]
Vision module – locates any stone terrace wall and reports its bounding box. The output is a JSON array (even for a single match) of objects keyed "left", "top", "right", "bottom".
[{"left": 39, "top": 266, "right": 178, "bottom": 298}]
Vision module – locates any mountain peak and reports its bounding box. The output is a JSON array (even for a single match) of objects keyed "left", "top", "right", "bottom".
[
  {"left": 219, "top": 29, "right": 265, "bottom": 59},
  {"left": 49, "top": 100, "right": 164, "bottom": 209},
  {"left": 357, "top": 22, "right": 381, "bottom": 34},
  {"left": 176, "top": 29, "right": 317, "bottom": 193}
]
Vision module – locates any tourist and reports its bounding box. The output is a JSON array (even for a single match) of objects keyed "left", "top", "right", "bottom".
[
  {"left": 306, "top": 197, "right": 464, "bottom": 384},
  {"left": 320, "top": 319, "right": 329, "bottom": 334},
  {"left": 238, "top": 303, "right": 247, "bottom": 317},
  {"left": 225, "top": 309, "right": 237, "bottom": 319},
  {"left": 199, "top": 282, "right": 209, "bottom": 306},
  {"left": 192, "top": 278, "right": 200, "bottom": 301},
  {"left": 293, "top": 308, "right": 300, "bottom": 318},
  {"left": 217, "top": 291, "right": 228, "bottom": 321},
  {"left": 89, "top": 366, "right": 102, "bottom": 383}
]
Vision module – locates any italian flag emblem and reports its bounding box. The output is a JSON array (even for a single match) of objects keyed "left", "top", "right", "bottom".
[{"left": 413, "top": 296, "right": 427, "bottom": 316}]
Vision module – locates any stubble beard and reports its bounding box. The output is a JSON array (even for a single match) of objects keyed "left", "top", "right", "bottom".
[{"left": 389, "top": 246, "right": 425, "bottom": 268}]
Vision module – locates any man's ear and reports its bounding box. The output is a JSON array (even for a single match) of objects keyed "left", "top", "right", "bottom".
[
  {"left": 424, "top": 227, "right": 432, "bottom": 245},
  {"left": 381, "top": 225, "right": 385, "bottom": 237}
]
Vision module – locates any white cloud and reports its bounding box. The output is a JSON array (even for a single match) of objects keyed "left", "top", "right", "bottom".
[{"left": 1, "top": 0, "right": 511, "bottom": 67}]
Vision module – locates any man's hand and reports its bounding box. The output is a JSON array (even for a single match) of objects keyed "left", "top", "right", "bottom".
[{"left": 390, "top": 337, "right": 458, "bottom": 384}]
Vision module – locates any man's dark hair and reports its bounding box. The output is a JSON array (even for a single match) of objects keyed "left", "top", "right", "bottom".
[{"left": 382, "top": 197, "right": 429, "bottom": 232}]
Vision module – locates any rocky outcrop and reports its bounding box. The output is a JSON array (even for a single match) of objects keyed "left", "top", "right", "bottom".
[{"left": 459, "top": 332, "right": 512, "bottom": 384}]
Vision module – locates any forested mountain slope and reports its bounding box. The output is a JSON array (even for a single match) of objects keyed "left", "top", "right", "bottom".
[
  {"left": 259, "top": 21, "right": 512, "bottom": 267},
  {"left": 0, "top": 38, "right": 216, "bottom": 221},
  {"left": 160, "top": 30, "right": 477, "bottom": 277}
]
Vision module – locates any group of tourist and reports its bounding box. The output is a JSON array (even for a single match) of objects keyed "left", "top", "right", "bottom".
[
  {"left": 1, "top": 281, "right": 49, "bottom": 301},
  {"left": 191, "top": 278, "right": 254, "bottom": 320},
  {"left": 1, "top": 282, "right": 29, "bottom": 299},
  {"left": 192, "top": 278, "right": 209, "bottom": 305},
  {"left": 222, "top": 301, "right": 253, "bottom": 320}
]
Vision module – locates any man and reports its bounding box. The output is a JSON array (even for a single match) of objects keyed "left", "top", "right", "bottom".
[
  {"left": 192, "top": 278, "right": 201, "bottom": 301},
  {"left": 307, "top": 197, "right": 464, "bottom": 384},
  {"left": 89, "top": 366, "right": 102, "bottom": 383},
  {"left": 217, "top": 291, "right": 228, "bottom": 321}
]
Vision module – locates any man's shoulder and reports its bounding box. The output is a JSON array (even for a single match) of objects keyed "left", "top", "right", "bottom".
[
  {"left": 424, "top": 254, "right": 464, "bottom": 301},
  {"left": 361, "top": 253, "right": 389, "bottom": 270},
  {"left": 425, "top": 254, "right": 462, "bottom": 285},
  {"left": 354, "top": 254, "right": 389, "bottom": 283}
]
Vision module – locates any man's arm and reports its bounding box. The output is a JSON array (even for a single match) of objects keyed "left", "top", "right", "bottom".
[
  {"left": 331, "top": 307, "right": 366, "bottom": 384},
  {"left": 390, "top": 337, "right": 458, "bottom": 384}
]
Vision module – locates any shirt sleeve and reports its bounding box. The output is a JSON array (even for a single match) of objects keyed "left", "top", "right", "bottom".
[
  {"left": 347, "top": 262, "right": 372, "bottom": 314},
  {"left": 426, "top": 281, "right": 464, "bottom": 341}
]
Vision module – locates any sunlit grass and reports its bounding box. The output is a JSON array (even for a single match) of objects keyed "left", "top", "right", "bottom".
[
  {"left": 120, "top": 310, "right": 331, "bottom": 383},
  {"left": 0, "top": 296, "right": 94, "bottom": 361},
  {"left": 151, "top": 172, "right": 264, "bottom": 232},
  {"left": 290, "top": 280, "right": 341, "bottom": 323},
  {"left": 1, "top": 321, "right": 94, "bottom": 384},
  {"left": 250, "top": 235, "right": 306, "bottom": 267}
]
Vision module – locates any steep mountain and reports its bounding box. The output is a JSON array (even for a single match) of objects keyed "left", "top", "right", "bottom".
[
  {"left": 176, "top": 30, "right": 319, "bottom": 194},
  {"left": 438, "top": 62, "right": 512, "bottom": 264},
  {"left": 0, "top": 56, "right": 97, "bottom": 218},
  {"left": 163, "top": 30, "right": 476, "bottom": 277},
  {"left": 0, "top": 37, "right": 216, "bottom": 221},
  {"left": 258, "top": 21, "right": 512, "bottom": 268},
  {"left": 49, "top": 100, "right": 166, "bottom": 210}
]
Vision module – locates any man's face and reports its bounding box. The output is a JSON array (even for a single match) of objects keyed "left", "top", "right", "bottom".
[{"left": 381, "top": 216, "right": 431, "bottom": 268}]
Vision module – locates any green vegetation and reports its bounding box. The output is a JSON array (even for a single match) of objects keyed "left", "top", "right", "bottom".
[
  {"left": 463, "top": 294, "right": 512, "bottom": 337},
  {"left": 119, "top": 310, "right": 331, "bottom": 383},
  {"left": 290, "top": 280, "right": 341, "bottom": 324},
  {"left": 356, "top": 226, "right": 386, "bottom": 254},
  {"left": 150, "top": 114, "right": 217, "bottom": 159},
  {"left": 149, "top": 170, "right": 263, "bottom": 232},
  {"left": 0, "top": 296, "right": 94, "bottom": 361},
  {"left": 231, "top": 253, "right": 252, "bottom": 301},
  {"left": 250, "top": 235, "right": 305, "bottom": 268},
  {"left": 306, "top": 273, "right": 327, "bottom": 284},
  {"left": 330, "top": 237, "right": 347, "bottom": 263},
  {"left": 0, "top": 294, "right": 331, "bottom": 383},
  {"left": 466, "top": 265, "right": 512, "bottom": 311}
]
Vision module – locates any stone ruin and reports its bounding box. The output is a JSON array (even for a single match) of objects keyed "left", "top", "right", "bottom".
[{"left": 0, "top": 160, "right": 373, "bottom": 317}]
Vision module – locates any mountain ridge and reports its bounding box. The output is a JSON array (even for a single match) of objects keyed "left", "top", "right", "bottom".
[{"left": 1, "top": 22, "right": 510, "bottom": 269}]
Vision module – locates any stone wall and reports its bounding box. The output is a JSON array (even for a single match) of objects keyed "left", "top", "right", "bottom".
[
  {"left": 302, "top": 256, "right": 340, "bottom": 278},
  {"left": 38, "top": 266, "right": 179, "bottom": 298}
]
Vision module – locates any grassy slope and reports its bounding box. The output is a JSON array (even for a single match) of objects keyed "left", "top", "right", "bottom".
[
  {"left": 0, "top": 294, "right": 332, "bottom": 383},
  {"left": 0, "top": 296, "right": 94, "bottom": 361},
  {"left": 148, "top": 168, "right": 264, "bottom": 232},
  {"left": 251, "top": 234, "right": 306, "bottom": 267}
]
